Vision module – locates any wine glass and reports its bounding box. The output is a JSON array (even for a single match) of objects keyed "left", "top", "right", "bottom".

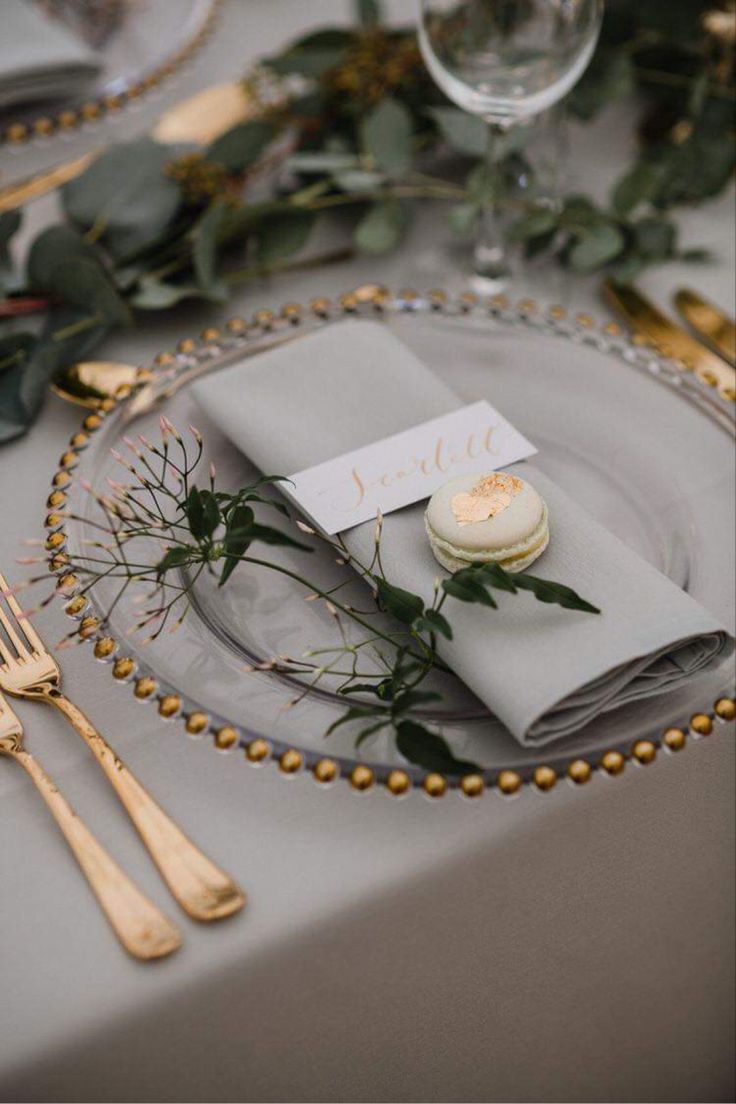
[{"left": 418, "top": 0, "right": 603, "bottom": 289}]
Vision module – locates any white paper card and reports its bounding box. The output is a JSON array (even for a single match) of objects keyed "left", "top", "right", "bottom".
[{"left": 286, "top": 400, "right": 537, "bottom": 535}]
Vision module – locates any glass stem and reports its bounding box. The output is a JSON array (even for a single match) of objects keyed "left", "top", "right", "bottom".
[{"left": 473, "top": 122, "right": 512, "bottom": 287}]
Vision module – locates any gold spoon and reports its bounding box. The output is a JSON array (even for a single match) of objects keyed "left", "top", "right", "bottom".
[{"left": 51, "top": 360, "right": 146, "bottom": 408}]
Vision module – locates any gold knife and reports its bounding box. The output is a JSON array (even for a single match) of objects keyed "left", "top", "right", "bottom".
[
  {"left": 0, "top": 82, "right": 255, "bottom": 216},
  {"left": 603, "top": 280, "right": 736, "bottom": 402},
  {"left": 673, "top": 287, "right": 736, "bottom": 367}
]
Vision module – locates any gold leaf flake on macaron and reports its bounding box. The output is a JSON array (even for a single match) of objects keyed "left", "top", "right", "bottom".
[{"left": 450, "top": 472, "right": 524, "bottom": 526}]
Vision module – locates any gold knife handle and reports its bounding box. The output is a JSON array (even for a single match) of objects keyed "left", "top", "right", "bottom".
[
  {"left": 9, "top": 745, "right": 181, "bottom": 960},
  {"left": 44, "top": 690, "right": 245, "bottom": 922}
]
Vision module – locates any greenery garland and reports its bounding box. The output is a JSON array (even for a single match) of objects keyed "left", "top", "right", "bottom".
[{"left": 0, "top": 0, "right": 733, "bottom": 442}]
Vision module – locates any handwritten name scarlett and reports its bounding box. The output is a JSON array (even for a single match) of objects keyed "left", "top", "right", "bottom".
[{"left": 348, "top": 425, "right": 498, "bottom": 509}]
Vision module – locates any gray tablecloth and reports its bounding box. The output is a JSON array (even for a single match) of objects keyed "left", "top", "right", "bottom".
[{"left": 0, "top": 3, "right": 734, "bottom": 1102}]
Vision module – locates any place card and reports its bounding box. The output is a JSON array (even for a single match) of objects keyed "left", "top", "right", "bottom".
[{"left": 286, "top": 400, "right": 537, "bottom": 534}]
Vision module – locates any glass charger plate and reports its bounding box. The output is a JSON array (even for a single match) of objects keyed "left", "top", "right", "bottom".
[
  {"left": 1, "top": 0, "right": 219, "bottom": 148},
  {"left": 48, "top": 290, "right": 736, "bottom": 799}
]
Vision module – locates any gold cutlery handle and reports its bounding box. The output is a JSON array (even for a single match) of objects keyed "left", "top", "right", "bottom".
[
  {"left": 9, "top": 746, "right": 181, "bottom": 960},
  {"left": 45, "top": 691, "right": 245, "bottom": 922}
]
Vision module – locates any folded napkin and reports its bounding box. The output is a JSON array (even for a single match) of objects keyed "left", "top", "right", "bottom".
[
  {"left": 193, "top": 319, "right": 733, "bottom": 746},
  {"left": 0, "top": 0, "right": 100, "bottom": 110}
]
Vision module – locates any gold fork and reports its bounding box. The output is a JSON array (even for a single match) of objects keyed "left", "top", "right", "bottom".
[
  {"left": 0, "top": 690, "right": 181, "bottom": 960},
  {"left": 0, "top": 571, "right": 245, "bottom": 922}
]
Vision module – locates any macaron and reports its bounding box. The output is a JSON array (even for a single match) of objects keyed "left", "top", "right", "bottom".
[{"left": 424, "top": 471, "right": 549, "bottom": 574}]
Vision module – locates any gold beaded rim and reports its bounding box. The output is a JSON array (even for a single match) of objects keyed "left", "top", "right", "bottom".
[
  {"left": 44, "top": 286, "right": 735, "bottom": 799},
  {"left": 1, "top": 0, "right": 221, "bottom": 148}
]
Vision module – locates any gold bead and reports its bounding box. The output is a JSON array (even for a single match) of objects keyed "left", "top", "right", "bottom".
[
  {"left": 690, "top": 713, "right": 713, "bottom": 736},
  {"left": 134, "top": 676, "right": 157, "bottom": 699},
  {"left": 83, "top": 414, "right": 102, "bottom": 431},
  {"left": 65, "top": 595, "right": 87, "bottom": 616},
  {"left": 201, "top": 327, "right": 220, "bottom": 341},
  {"left": 135, "top": 367, "right": 153, "bottom": 384},
  {"left": 714, "top": 697, "right": 735, "bottom": 722},
  {"left": 460, "top": 773, "right": 485, "bottom": 798},
  {"left": 533, "top": 765, "right": 557, "bottom": 791},
  {"left": 78, "top": 616, "right": 99, "bottom": 639},
  {"left": 71, "top": 431, "right": 90, "bottom": 448},
  {"left": 49, "top": 553, "right": 70, "bottom": 571},
  {"left": 663, "top": 727, "right": 687, "bottom": 752},
  {"left": 58, "top": 109, "right": 77, "bottom": 130},
  {"left": 350, "top": 764, "right": 375, "bottom": 791},
  {"left": 114, "top": 384, "right": 131, "bottom": 400},
  {"left": 100, "top": 397, "right": 117, "bottom": 412},
  {"left": 185, "top": 711, "right": 209, "bottom": 735},
  {"left": 497, "top": 769, "right": 522, "bottom": 795},
  {"left": 45, "top": 532, "right": 65, "bottom": 551},
  {"left": 104, "top": 94, "right": 124, "bottom": 111},
  {"left": 60, "top": 451, "right": 78, "bottom": 469},
  {"left": 548, "top": 304, "right": 566, "bottom": 319},
  {"left": 112, "top": 657, "right": 135, "bottom": 680},
  {"left": 567, "top": 759, "right": 592, "bottom": 785},
  {"left": 279, "top": 748, "right": 303, "bottom": 773},
  {"left": 601, "top": 750, "right": 625, "bottom": 775},
  {"left": 52, "top": 470, "right": 71, "bottom": 488},
  {"left": 57, "top": 573, "right": 78, "bottom": 590},
  {"left": 94, "top": 637, "right": 116, "bottom": 659},
  {"left": 422, "top": 772, "right": 447, "bottom": 798},
  {"left": 603, "top": 321, "right": 622, "bottom": 336},
  {"left": 215, "top": 725, "right": 239, "bottom": 750},
  {"left": 428, "top": 288, "right": 447, "bottom": 307},
  {"left": 353, "top": 283, "right": 388, "bottom": 304},
  {"left": 46, "top": 513, "right": 62, "bottom": 529},
  {"left": 154, "top": 352, "right": 176, "bottom": 367},
  {"left": 576, "top": 313, "right": 594, "bottom": 327},
  {"left": 386, "top": 769, "right": 411, "bottom": 796},
  {"left": 158, "top": 694, "right": 181, "bottom": 718},
  {"left": 226, "top": 317, "right": 247, "bottom": 333},
  {"left": 313, "top": 758, "right": 339, "bottom": 784},
  {"left": 177, "top": 337, "right": 196, "bottom": 354},
  {"left": 6, "top": 122, "right": 29, "bottom": 143},
  {"left": 47, "top": 490, "right": 67, "bottom": 508},
  {"left": 632, "top": 739, "right": 657, "bottom": 765},
  {"left": 253, "top": 309, "right": 274, "bottom": 327},
  {"left": 246, "top": 737, "right": 270, "bottom": 762},
  {"left": 339, "top": 292, "right": 359, "bottom": 312},
  {"left": 309, "top": 297, "right": 331, "bottom": 316},
  {"left": 281, "top": 302, "right": 302, "bottom": 319},
  {"left": 81, "top": 102, "right": 101, "bottom": 121},
  {"left": 517, "top": 297, "right": 537, "bottom": 313},
  {"left": 490, "top": 293, "right": 509, "bottom": 309},
  {"left": 33, "top": 116, "right": 54, "bottom": 136}
]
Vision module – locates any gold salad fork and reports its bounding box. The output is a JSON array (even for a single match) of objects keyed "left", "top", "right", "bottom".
[
  {"left": 0, "top": 690, "right": 181, "bottom": 960},
  {"left": 0, "top": 571, "right": 245, "bottom": 922}
]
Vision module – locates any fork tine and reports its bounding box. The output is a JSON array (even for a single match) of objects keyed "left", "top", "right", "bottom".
[
  {"left": 0, "top": 571, "right": 45, "bottom": 653},
  {"left": 0, "top": 602, "right": 30, "bottom": 660}
]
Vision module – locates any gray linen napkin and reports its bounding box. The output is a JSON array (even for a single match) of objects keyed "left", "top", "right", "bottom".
[
  {"left": 0, "top": 1, "right": 100, "bottom": 110},
  {"left": 193, "top": 318, "right": 733, "bottom": 746}
]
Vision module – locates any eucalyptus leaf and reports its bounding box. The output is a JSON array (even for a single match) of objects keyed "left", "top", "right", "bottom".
[
  {"left": 509, "top": 209, "right": 559, "bottom": 242},
  {"left": 395, "top": 720, "right": 479, "bottom": 775},
  {"left": 207, "top": 120, "right": 277, "bottom": 173},
  {"left": 633, "top": 216, "right": 676, "bottom": 261},
  {"left": 355, "top": 200, "right": 407, "bottom": 253},
  {"left": 265, "top": 30, "right": 351, "bottom": 77},
  {"left": 333, "top": 169, "right": 386, "bottom": 193},
  {"left": 0, "top": 211, "right": 21, "bottom": 292},
  {"left": 26, "top": 225, "right": 100, "bottom": 291},
  {"left": 131, "top": 277, "right": 221, "bottom": 310},
  {"left": 448, "top": 201, "right": 479, "bottom": 237},
  {"left": 192, "top": 201, "right": 232, "bottom": 295},
  {"left": 611, "top": 161, "right": 663, "bottom": 216},
  {"left": 48, "top": 256, "right": 131, "bottom": 326},
  {"left": 254, "top": 208, "right": 314, "bottom": 265},
  {"left": 62, "top": 137, "right": 183, "bottom": 260},
  {"left": 429, "top": 107, "right": 487, "bottom": 157},
  {"left": 361, "top": 97, "right": 412, "bottom": 176},
  {"left": 568, "top": 223, "right": 625, "bottom": 271}
]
